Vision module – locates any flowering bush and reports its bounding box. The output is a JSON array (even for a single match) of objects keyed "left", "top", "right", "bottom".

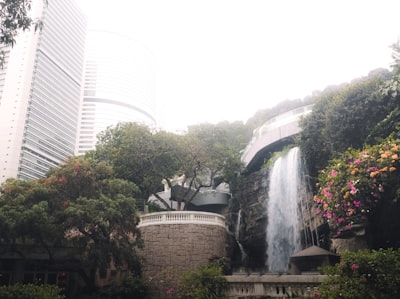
[
  {"left": 318, "top": 248, "right": 400, "bottom": 299},
  {"left": 314, "top": 138, "right": 400, "bottom": 235}
]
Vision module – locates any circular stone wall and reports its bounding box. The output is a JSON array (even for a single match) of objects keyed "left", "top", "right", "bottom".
[{"left": 138, "top": 211, "right": 228, "bottom": 298}]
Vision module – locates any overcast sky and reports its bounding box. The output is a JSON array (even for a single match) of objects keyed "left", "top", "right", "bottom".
[{"left": 76, "top": 0, "right": 400, "bottom": 132}]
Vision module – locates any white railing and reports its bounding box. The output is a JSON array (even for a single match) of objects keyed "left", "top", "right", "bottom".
[
  {"left": 138, "top": 211, "right": 226, "bottom": 228},
  {"left": 225, "top": 274, "right": 327, "bottom": 298},
  {"left": 241, "top": 105, "right": 312, "bottom": 166}
]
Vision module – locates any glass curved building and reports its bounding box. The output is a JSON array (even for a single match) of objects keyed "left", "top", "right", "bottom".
[{"left": 76, "top": 30, "right": 156, "bottom": 155}]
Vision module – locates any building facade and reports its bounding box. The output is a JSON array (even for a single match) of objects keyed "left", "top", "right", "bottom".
[
  {"left": 0, "top": 0, "right": 87, "bottom": 183},
  {"left": 76, "top": 30, "right": 156, "bottom": 155}
]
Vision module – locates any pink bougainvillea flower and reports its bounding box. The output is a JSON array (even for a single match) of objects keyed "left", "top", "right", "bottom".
[
  {"left": 347, "top": 181, "right": 358, "bottom": 194},
  {"left": 354, "top": 158, "right": 361, "bottom": 164},
  {"left": 331, "top": 169, "right": 338, "bottom": 177},
  {"left": 322, "top": 187, "right": 332, "bottom": 198},
  {"left": 353, "top": 200, "right": 361, "bottom": 208},
  {"left": 351, "top": 263, "right": 357, "bottom": 271}
]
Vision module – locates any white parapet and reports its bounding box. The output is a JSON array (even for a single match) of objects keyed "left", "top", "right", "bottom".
[{"left": 138, "top": 211, "right": 226, "bottom": 228}]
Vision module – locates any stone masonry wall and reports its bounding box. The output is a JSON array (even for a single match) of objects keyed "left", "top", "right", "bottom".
[{"left": 139, "top": 223, "right": 228, "bottom": 298}]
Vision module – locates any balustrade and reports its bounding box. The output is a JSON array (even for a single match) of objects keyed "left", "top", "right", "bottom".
[{"left": 138, "top": 211, "right": 226, "bottom": 228}]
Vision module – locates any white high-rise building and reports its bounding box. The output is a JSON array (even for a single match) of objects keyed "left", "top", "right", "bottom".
[
  {"left": 76, "top": 30, "right": 156, "bottom": 155},
  {"left": 0, "top": 0, "right": 87, "bottom": 183}
]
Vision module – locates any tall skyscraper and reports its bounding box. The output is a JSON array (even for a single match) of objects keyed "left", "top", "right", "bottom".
[
  {"left": 0, "top": 0, "right": 87, "bottom": 183},
  {"left": 76, "top": 30, "right": 156, "bottom": 155}
]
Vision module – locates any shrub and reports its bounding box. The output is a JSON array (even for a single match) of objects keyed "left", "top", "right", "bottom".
[
  {"left": 97, "top": 276, "right": 149, "bottom": 299},
  {"left": 318, "top": 248, "right": 400, "bottom": 299},
  {"left": 313, "top": 137, "right": 400, "bottom": 236},
  {"left": 0, "top": 283, "right": 64, "bottom": 299},
  {"left": 179, "top": 262, "right": 227, "bottom": 299}
]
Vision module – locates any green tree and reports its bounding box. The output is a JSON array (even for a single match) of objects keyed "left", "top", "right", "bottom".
[
  {"left": 318, "top": 249, "right": 400, "bottom": 299},
  {"left": 0, "top": 0, "right": 45, "bottom": 46},
  {"left": 299, "top": 70, "right": 395, "bottom": 183},
  {"left": 0, "top": 0, "right": 46, "bottom": 65},
  {"left": 0, "top": 156, "right": 142, "bottom": 290},
  {"left": 324, "top": 72, "right": 393, "bottom": 153},
  {"left": 175, "top": 121, "right": 250, "bottom": 209},
  {"left": 92, "top": 123, "right": 188, "bottom": 209},
  {"left": 92, "top": 122, "right": 250, "bottom": 211},
  {"left": 299, "top": 86, "right": 345, "bottom": 181}
]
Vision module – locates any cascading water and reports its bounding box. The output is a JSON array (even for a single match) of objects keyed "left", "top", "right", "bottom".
[
  {"left": 235, "top": 209, "right": 247, "bottom": 262},
  {"left": 266, "top": 147, "right": 302, "bottom": 273}
]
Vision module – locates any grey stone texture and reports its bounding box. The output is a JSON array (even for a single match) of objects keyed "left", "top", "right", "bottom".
[{"left": 139, "top": 222, "right": 228, "bottom": 298}]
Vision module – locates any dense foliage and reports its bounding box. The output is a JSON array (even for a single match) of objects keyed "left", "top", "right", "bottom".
[
  {"left": 313, "top": 137, "right": 400, "bottom": 237},
  {"left": 299, "top": 69, "right": 397, "bottom": 182},
  {"left": 179, "top": 261, "right": 227, "bottom": 299},
  {"left": 318, "top": 248, "right": 400, "bottom": 299},
  {"left": 0, "top": 157, "right": 142, "bottom": 289},
  {"left": 0, "top": 283, "right": 64, "bottom": 299},
  {"left": 92, "top": 121, "right": 250, "bottom": 210},
  {"left": 86, "top": 277, "right": 149, "bottom": 299}
]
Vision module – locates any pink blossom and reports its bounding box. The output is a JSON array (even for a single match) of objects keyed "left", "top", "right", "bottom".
[
  {"left": 322, "top": 187, "right": 333, "bottom": 198},
  {"left": 351, "top": 263, "right": 357, "bottom": 271},
  {"left": 337, "top": 217, "right": 345, "bottom": 224},
  {"left": 354, "top": 158, "right": 361, "bottom": 164},
  {"left": 166, "top": 288, "right": 174, "bottom": 295},
  {"left": 348, "top": 181, "right": 358, "bottom": 194},
  {"left": 353, "top": 200, "right": 361, "bottom": 208},
  {"left": 331, "top": 170, "right": 338, "bottom": 177}
]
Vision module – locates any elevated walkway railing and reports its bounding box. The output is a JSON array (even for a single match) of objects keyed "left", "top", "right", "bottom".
[
  {"left": 138, "top": 211, "right": 226, "bottom": 228},
  {"left": 241, "top": 105, "right": 312, "bottom": 167}
]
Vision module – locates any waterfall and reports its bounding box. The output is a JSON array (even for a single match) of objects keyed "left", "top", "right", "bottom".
[
  {"left": 235, "top": 209, "right": 247, "bottom": 262},
  {"left": 266, "top": 147, "right": 302, "bottom": 273}
]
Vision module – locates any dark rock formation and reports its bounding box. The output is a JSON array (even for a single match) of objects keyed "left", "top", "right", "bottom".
[{"left": 232, "top": 168, "right": 269, "bottom": 272}]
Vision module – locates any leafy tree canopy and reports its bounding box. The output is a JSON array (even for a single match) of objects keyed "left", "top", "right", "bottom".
[
  {"left": 0, "top": 0, "right": 46, "bottom": 66},
  {"left": 0, "top": 156, "right": 142, "bottom": 289},
  {"left": 92, "top": 121, "right": 250, "bottom": 210},
  {"left": 299, "top": 69, "right": 397, "bottom": 181},
  {"left": 92, "top": 123, "right": 188, "bottom": 202}
]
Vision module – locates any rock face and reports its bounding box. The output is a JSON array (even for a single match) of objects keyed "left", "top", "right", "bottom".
[{"left": 233, "top": 168, "right": 269, "bottom": 271}]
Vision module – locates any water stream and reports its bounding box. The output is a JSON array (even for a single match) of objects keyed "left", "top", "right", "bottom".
[
  {"left": 266, "top": 147, "right": 302, "bottom": 273},
  {"left": 235, "top": 209, "right": 247, "bottom": 262}
]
